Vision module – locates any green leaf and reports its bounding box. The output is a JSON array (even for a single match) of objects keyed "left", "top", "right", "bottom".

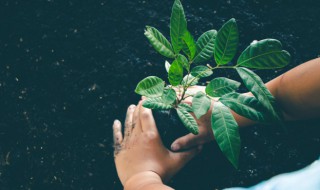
[
  {"left": 182, "top": 30, "right": 196, "bottom": 59},
  {"left": 162, "top": 88, "right": 176, "bottom": 105},
  {"left": 193, "top": 30, "right": 217, "bottom": 63},
  {"left": 168, "top": 60, "right": 183, "bottom": 86},
  {"left": 220, "top": 92, "right": 266, "bottom": 122},
  {"left": 177, "top": 54, "right": 189, "bottom": 71},
  {"left": 191, "top": 66, "right": 213, "bottom": 78},
  {"left": 192, "top": 91, "right": 211, "bottom": 119},
  {"left": 170, "top": 0, "right": 187, "bottom": 53},
  {"left": 142, "top": 97, "right": 172, "bottom": 109},
  {"left": 236, "top": 67, "right": 280, "bottom": 121},
  {"left": 182, "top": 74, "right": 199, "bottom": 86},
  {"left": 237, "top": 39, "right": 291, "bottom": 69},
  {"left": 214, "top": 18, "right": 239, "bottom": 65},
  {"left": 144, "top": 26, "right": 175, "bottom": 58},
  {"left": 135, "top": 76, "right": 165, "bottom": 97},
  {"left": 211, "top": 102, "right": 240, "bottom": 168},
  {"left": 177, "top": 108, "right": 199, "bottom": 134},
  {"left": 205, "top": 77, "right": 240, "bottom": 97},
  {"left": 178, "top": 103, "right": 193, "bottom": 112},
  {"left": 165, "top": 61, "right": 171, "bottom": 73}
]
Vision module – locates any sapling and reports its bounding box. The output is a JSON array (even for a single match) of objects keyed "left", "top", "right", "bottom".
[{"left": 135, "top": 0, "right": 290, "bottom": 168}]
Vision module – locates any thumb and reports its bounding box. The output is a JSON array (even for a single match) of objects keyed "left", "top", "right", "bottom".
[{"left": 171, "top": 133, "right": 204, "bottom": 151}]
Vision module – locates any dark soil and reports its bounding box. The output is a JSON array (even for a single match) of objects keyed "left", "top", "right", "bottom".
[
  {"left": 0, "top": 0, "right": 320, "bottom": 189},
  {"left": 153, "top": 109, "right": 190, "bottom": 149}
]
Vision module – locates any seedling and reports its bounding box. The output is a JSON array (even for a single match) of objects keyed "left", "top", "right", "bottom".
[{"left": 135, "top": 0, "right": 290, "bottom": 168}]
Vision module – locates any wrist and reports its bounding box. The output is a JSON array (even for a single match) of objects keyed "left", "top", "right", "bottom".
[{"left": 124, "top": 171, "right": 167, "bottom": 190}]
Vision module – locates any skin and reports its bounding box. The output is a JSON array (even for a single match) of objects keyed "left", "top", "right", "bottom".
[
  {"left": 113, "top": 102, "right": 202, "bottom": 190},
  {"left": 114, "top": 58, "right": 320, "bottom": 190}
]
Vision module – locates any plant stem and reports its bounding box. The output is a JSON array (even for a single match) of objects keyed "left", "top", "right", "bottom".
[{"left": 178, "top": 64, "right": 237, "bottom": 104}]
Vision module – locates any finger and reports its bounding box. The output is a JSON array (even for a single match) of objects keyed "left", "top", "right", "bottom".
[
  {"left": 124, "top": 104, "right": 136, "bottom": 138},
  {"left": 139, "top": 102, "right": 158, "bottom": 132},
  {"left": 113, "top": 120, "right": 123, "bottom": 156},
  {"left": 132, "top": 101, "right": 142, "bottom": 133},
  {"left": 171, "top": 145, "right": 202, "bottom": 167},
  {"left": 141, "top": 96, "right": 147, "bottom": 100},
  {"left": 171, "top": 133, "right": 205, "bottom": 151}
]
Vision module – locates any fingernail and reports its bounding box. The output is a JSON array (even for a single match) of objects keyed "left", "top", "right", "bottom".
[
  {"left": 171, "top": 143, "right": 180, "bottom": 151},
  {"left": 114, "top": 120, "right": 120, "bottom": 125}
]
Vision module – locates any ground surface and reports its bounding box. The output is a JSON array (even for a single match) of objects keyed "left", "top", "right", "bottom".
[{"left": 0, "top": 0, "right": 320, "bottom": 189}]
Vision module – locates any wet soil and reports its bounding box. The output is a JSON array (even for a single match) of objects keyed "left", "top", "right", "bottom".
[{"left": 0, "top": 0, "right": 320, "bottom": 189}]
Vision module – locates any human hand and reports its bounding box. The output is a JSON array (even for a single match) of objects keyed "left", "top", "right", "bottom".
[
  {"left": 113, "top": 101, "right": 202, "bottom": 187},
  {"left": 171, "top": 85, "right": 215, "bottom": 152}
]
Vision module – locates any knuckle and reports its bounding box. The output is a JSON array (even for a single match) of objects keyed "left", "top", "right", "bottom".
[
  {"left": 141, "top": 110, "right": 150, "bottom": 120},
  {"left": 145, "top": 131, "right": 158, "bottom": 141}
]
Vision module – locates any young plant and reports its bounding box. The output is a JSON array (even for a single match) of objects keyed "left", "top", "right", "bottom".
[{"left": 135, "top": 0, "right": 290, "bottom": 168}]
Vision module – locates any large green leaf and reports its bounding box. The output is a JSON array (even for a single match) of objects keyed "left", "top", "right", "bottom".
[
  {"left": 165, "top": 60, "right": 171, "bottom": 73},
  {"left": 220, "top": 92, "right": 266, "bottom": 122},
  {"left": 162, "top": 88, "right": 176, "bottom": 105},
  {"left": 237, "top": 39, "right": 291, "bottom": 69},
  {"left": 177, "top": 108, "right": 199, "bottom": 134},
  {"left": 192, "top": 91, "right": 211, "bottom": 119},
  {"left": 205, "top": 77, "right": 240, "bottom": 97},
  {"left": 182, "top": 30, "right": 196, "bottom": 59},
  {"left": 178, "top": 103, "right": 193, "bottom": 112},
  {"left": 191, "top": 66, "right": 213, "bottom": 78},
  {"left": 143, "top": 97, "right": 172, "bottom": 109},
  {"left": 193, "top": 30, "right": 217, "bottom": 64},
  {"left": 168, "top": 60, "right": 183, "bottom": 86},
  {"left": 182, "top": 74, "right": 199, "bottom": 86},
  {"left": 214, "top": 18, "right": 239, "bottom": 65},
  {"left": 177, "top": 54, "right": 189, "bottom": 71},
  {"left": 236, "top": 67, "right": 280, "bottom": 121},
  {"left": 170, "top": 0, "right": 187, "bottom": 53},
  {"left": 135, "top": 76, "right": 165, "bottom": 97},
  {"left": 211, "top": 102, "right": 240, "bottom": 168},
  {"left": 144, "top": 26, "right": 175, "bottom": 59}
]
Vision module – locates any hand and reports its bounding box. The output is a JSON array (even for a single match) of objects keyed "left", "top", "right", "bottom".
[
  {"left": 171, "top": 86, "right": 215, "bottom": 151},
  {"left": 113, "top": 101, "right": 201, "bottom": 187}
]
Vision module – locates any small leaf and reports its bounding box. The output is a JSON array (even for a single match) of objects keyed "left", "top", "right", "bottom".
[
  {"left": 162, "top": 88, "right": 176, "bottom": 105},
  {"left": 143, "top": 97, "right": 172, "bottom": 109},
  {"left": 182, "top": 74, "right": 199, "bottom": 86},
  {"left": 182, "top": 30, "right": 196, "bottom": 59},
  {"left": 191, "top": 66, "right": 213, "bottom": 78},
  {"left": 170, "top": 0, "right": 187, "bottom": 53},
  {"left": 168, "top": 60, "right": 183, "bottom": 86},
  {"left": 220, "top": 92, "right": 266, "bottom": 122},
  {"left": 237, "top": 39, "right": 291, "bottom": 69},
  {"left": 214, "top": 18, "right": 239, "bottom": 65},
  {"left": 177, "top": 54, "right": 189, "bottom": 71},
  {"left": 236, "top": 67, "right": 280, "bottom": 121},
  {"left": 193, "top": 30, "right": 217, "bottom": 64},
  {"left": 211, "top": 102, "right": 240, "bottom": 168},
  {"left": 165, "top": 61, "right": 171, "bottom": 73},
  {"left": 177, "top": 108, "right": 199, "bottom": 134},
  {"left": 135, "top": 76, "right": 165, "bottom": 97},
  {"left": 192, "top": 91, "right": 211, "bottom": 119},
  {"left": 206, "top": 77, "right": 240, "bottom": 97},
  {"left": 144, "top": 26, "right": 175, "bottom": 58},
  {"left": 178, "top": 103, "right": 193, "bottom": 112}
]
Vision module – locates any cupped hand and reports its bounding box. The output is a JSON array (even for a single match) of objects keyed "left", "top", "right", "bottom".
[
  {"left": 171, "top": 85, "right": 216, "bottom": 152},
  {"left": 113, "top": 101, "right": 201, "bottom": 186}
]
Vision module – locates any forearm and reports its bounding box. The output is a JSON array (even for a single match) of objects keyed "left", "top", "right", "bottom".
[
  {"left": 124, "top": 171, "right": 173, "bottom": 190},
  {"left": 234, "top": 58, "right": 320, "bottom": 126},
  {"left": 268, "top": 58, "right": 320, "bottom": 120}
]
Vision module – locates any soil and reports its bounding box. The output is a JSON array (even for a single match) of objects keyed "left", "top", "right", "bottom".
[
  {"left": 153, "top": 109, "right": 190, "bottom": 149},
  {"left": 1, "top": 0, "right": 320, "bottom": 190}
]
